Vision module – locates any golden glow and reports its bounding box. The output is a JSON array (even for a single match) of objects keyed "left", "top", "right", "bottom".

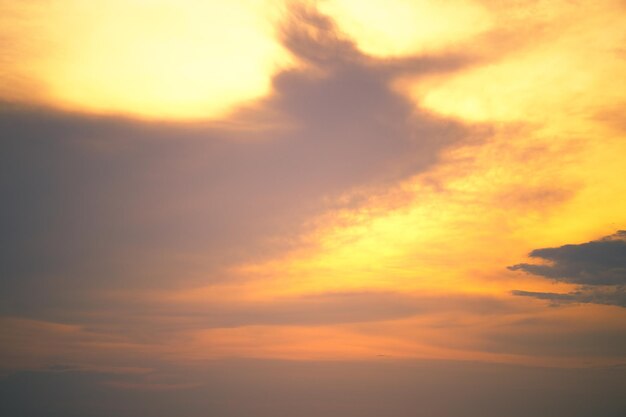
[
  {"left": 197, "top": 0, "right": 626, "bottom": 364},
  {"left": 404, "top": 0, "right": 626, "bottom": 129},
  {"left": 0, "top": 0, "right": 291, "bottom": 119},
  {"left": 319, "top": 0, "right": 492, "bottom": 56},
  {"left": 2, "top": 0, "right": 626, "bottom": 370}
]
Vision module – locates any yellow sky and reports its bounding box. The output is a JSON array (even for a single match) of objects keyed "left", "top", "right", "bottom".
[
  {"left": 1, "top": 0, "right": 625, "bottom": 369},
  {"left": 0, "top": 0, "right": 291, "bottom": 119}
]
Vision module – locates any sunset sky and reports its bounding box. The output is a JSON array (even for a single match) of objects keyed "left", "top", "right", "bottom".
[{"left": 1, "top": 1, "right": 625, "bottom": 416}]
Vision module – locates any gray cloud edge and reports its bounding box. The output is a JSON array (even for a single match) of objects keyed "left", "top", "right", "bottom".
[{"left": 509, "top": 230, "right": 626, "bottom": 307}]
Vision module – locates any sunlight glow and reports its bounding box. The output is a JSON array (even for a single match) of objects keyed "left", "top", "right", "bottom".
[
  {"left": 319, "top": 0, "right": 492, "bottom": 56},
  {"left": 0, "top": 0, "right": 291, "bottom": 119}
]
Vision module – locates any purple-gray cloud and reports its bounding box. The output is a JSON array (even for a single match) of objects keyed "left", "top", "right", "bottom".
[
  {"left": 512, "top": 288, "right": 626, "bottom": 308},
  {"left": 0, "top": 7, "right": 476, "bottom": 319},
  {"left": 509, "top": 231, "right": 626, "bottom": 307}
]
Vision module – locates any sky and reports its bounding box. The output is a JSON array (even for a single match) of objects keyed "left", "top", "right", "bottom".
[{"left": 1, "top": 0, "right": 626, "bottom": 416}]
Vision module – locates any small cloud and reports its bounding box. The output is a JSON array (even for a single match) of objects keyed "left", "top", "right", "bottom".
[
  {"left": 508, "top": 230, "right": 626, "bottom": 285},
  {"left": 509, "top": 231, "right": 626, "bottom": 307}
]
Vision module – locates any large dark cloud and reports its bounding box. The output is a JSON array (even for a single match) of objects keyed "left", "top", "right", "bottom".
[
  {"left": 0, "top": 7, "right": 475, "bottom": 318},
  {"left": 509, "top": 231, "right": 626, "bottom": 307}
]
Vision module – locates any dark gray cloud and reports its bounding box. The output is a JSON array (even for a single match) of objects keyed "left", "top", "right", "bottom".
[
  {"left": 512, "top": 288, "right": 626, "bottom": 308},
  {"left": 0, "top": 7, "right": 475, "bottom": 318},
  {"left": 508, "top": 231, "right": 626, "bottom": 286},
  {"left": 509, "top": 231, "right": 626, "bottom": 307}
]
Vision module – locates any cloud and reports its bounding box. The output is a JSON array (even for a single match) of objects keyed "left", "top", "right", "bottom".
[
  {"left": 63, "top": 291, "right": 520, "bottom": 344},
  {"left": 0, "top": 291, "right": 520, "bottom": 372},
  {"left": 0, "top": 6, "right": 475, "bottom": 318},
  {"left": 0, "top": 317, "right": 156, "bottom": 373},
  {"left": 509, "top": 231, "right": 626, "bottom": 307},
  {"left": 512, "top": 288, "right": 626, "bottom": 308},
  {"left": 509, "top": 230, "right": 626, "bottom": 285},
  {"left": 201, "top": 291, "right": 515, "bottom": 328}
]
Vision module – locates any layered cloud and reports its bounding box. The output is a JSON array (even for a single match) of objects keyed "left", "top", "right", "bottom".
[
  {"left": 0, "top": 6, "right": 477, "bottom": 319},
  {"left": 511, "top": 289, "right": 626, "bottom": 308},
  {"left": 510, "top": 231, "right": 626, "bottom": 307},
  {"left": 1, "top": 0, "right": 626, "bottom": 390}
]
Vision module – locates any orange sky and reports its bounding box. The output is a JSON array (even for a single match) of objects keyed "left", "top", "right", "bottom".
[{"left": 1, "top": 0, "right": 625, "bottom": 390}]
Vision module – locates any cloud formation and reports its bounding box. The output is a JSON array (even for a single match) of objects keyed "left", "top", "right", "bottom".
[
  {"left": 2, "top": 0, "right": 625, "bottom": 391},
  {"left": 509, "top": 231, "right": 626, "bottom": 307},
  {"left": 512, "top": 288, "right": 626, "bottom": 308},
  {"left": 0, "top": 6, "right": 474, "bottom": 318}
]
